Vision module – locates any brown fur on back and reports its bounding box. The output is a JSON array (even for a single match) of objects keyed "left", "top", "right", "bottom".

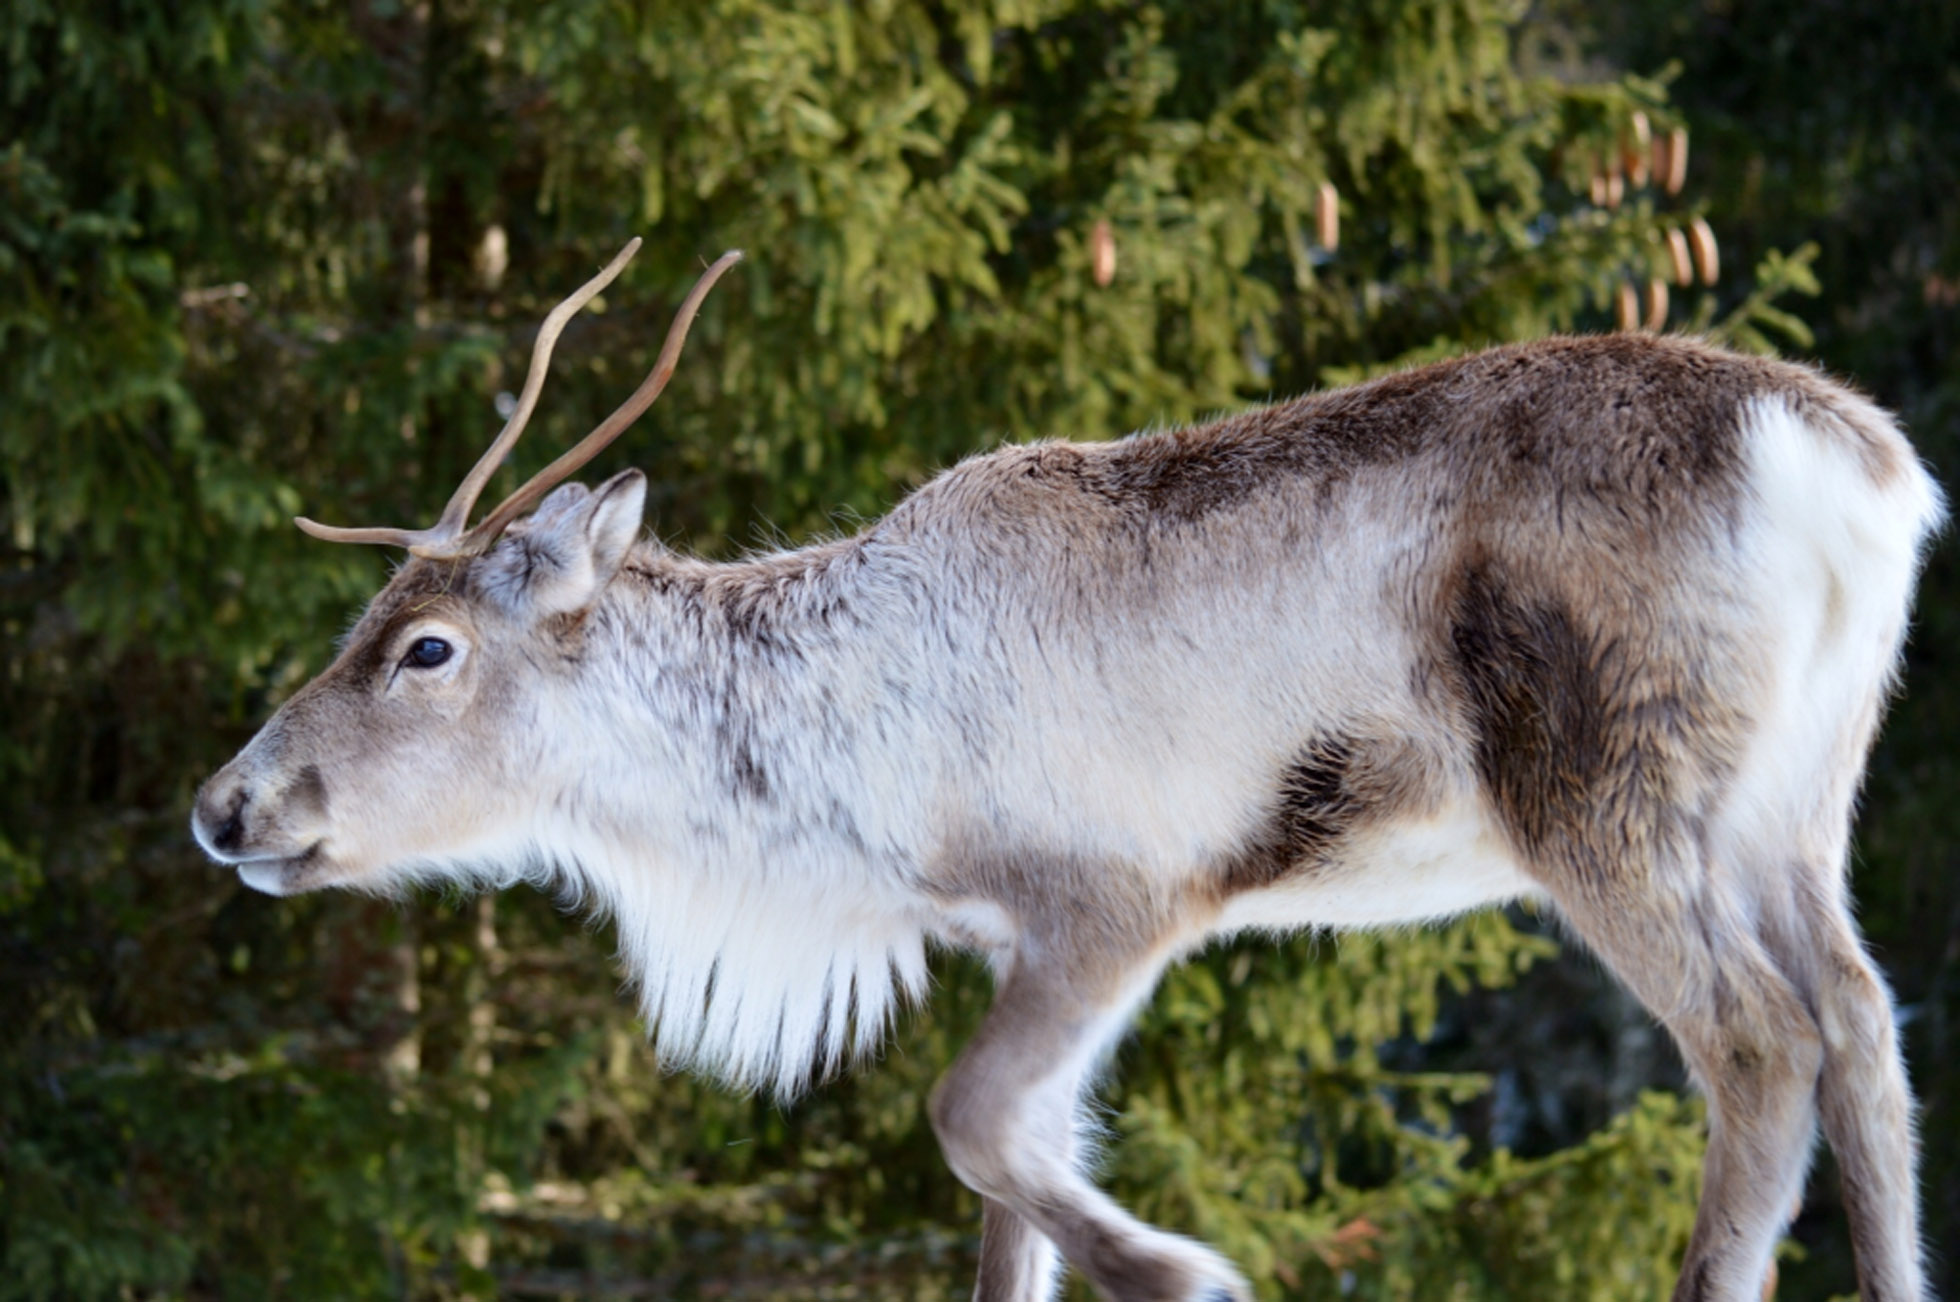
[{"left": 1015, "top": 335, "right": 1776, "bottom": 534}]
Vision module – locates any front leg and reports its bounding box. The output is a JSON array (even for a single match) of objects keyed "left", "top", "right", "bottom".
[
  {"left": 974, "top": 1197, "right": 1063, "bottom": 1302},
  {"left": 931, "top": 939, "right": 1250, "bottom": 1302}
]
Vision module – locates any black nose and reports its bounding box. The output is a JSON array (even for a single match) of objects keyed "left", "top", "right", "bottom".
[
  {"left": 212, "top": 804, "right": 246, "bottom": 853},
  {"left": 193, "top": 781, "right": 250, "bottom": 856}
]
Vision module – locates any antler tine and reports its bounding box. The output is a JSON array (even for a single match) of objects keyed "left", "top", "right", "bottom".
[
  {"left": 293, "top": 519, "right": 428, "bottom": 547},
  {"left": 427, "top": 238, "right": 644, "bottom": 540},
  {"left": 424, "top": 248, "right": 745, "bottom": 560},
  {"left": 293, "top": 238, "right": 645, "bottom": 552}
]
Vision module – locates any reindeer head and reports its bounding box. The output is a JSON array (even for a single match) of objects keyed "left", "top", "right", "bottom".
[{"left": 191, "top": 242, "right": 739, "bottom": 895}]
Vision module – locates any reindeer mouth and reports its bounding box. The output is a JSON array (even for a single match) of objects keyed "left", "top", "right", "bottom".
[{"left": 234, "top": 842, "right": 331, "bottom": 897}]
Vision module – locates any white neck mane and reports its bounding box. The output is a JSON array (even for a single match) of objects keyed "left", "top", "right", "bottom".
[{"left": 544, "top": 535, "right": 941, "bottom": 1098}]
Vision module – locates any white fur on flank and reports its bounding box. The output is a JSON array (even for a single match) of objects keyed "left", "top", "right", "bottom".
[
  {"left": 1713, "top": 395, "right": 1944, "bottom": 869},
  {"left": 1215, "top": 795, "right": 1536, "bottom": 934}
]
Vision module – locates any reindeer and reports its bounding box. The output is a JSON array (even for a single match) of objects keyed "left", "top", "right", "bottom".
[{"left": 193, "top": 239, "right": 1939, "bottom": 1302}]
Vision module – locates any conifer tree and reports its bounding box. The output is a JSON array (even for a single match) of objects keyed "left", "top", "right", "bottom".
[{"left": 2, "top": 1, "right": 1839, "bottom": 1297}]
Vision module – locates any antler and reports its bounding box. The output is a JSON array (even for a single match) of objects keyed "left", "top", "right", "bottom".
[{"left": 295, "top": 241, "right": 744, "bottom": 560}]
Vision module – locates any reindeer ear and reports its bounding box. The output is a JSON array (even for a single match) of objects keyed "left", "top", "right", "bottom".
[
  {"left": 478, "top": 469, "right": 647, "bottom": 618},
  {"left": 582, "top": 469, "right": 648, "bottom": 579}
]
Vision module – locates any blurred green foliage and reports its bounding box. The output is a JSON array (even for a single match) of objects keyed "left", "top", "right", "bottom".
[{"left": 2, "top": 0, "right": 1952, "bottom": 1298}]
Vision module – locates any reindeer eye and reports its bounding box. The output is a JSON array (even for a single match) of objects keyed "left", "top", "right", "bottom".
[{"left": 404, "top": 637, "right": 453, "bottom": 669}]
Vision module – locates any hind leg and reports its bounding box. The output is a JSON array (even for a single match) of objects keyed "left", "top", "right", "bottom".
[
  {"left": 1736, "top": 706, "right": 1925, "bottom": 1299},
  {"left": 1548, "top": 846, "right": 1825, "bottom": 1302},
  {"left": 1792, "top": 893, "right": 1923, "bottom": 1302}
]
